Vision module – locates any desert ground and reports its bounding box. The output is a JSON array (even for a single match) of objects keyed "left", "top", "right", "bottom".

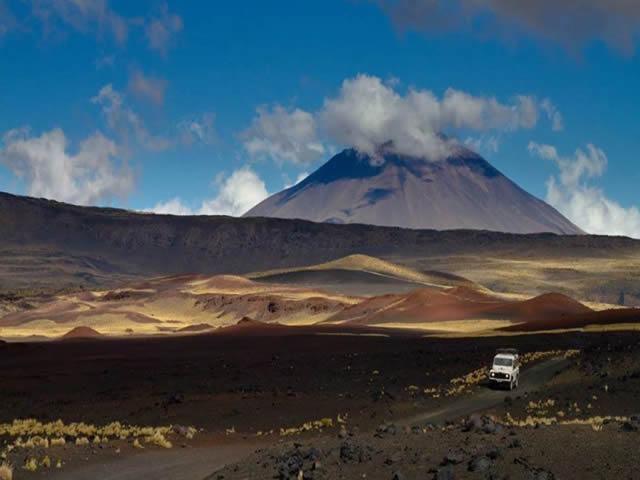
[
  {"left": 0, "top": 252, "right": 639, "bottom": 479},
  {"left": 2, "top": 327, "right": 640, "bottom": 479}
]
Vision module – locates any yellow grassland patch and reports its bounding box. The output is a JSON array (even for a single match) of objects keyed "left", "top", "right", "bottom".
[{"left": 279, "top": 417, "right": 339, "bottom": 436}]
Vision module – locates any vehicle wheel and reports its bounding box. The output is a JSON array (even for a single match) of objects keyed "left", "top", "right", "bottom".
[
  {"left": 514, "top": 378, "right": 519, "bottom": 389},
  {"left": 508, "top": 381, "right": 513, "bottom": 391}
]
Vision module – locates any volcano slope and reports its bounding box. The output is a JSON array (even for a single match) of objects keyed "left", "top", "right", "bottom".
[{"left": 245, "top": 147, "right": 582, "bottom": 234}]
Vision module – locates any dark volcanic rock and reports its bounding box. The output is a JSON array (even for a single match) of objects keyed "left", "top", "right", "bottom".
[
  {"left": 530, "top": 470, "right": 556, "bottom": 480},
  {"left": 434, "top": 464, "right": 456, "bottom": 480},
  {"left": 468, "top": 456, "right": 492, "bottom": 472},
  {"left": 339, "top": 441, "right": 372, "bottom": 464}
]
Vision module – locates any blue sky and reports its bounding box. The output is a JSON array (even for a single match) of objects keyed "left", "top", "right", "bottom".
[{"left": 0, "top": 0, "right": 639, "bottom": 236}]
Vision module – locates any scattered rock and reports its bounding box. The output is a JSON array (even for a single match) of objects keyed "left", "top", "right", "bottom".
[
  {"left": 468, "top": 456, "right": 492, "bottom": 472},
  {"left": 442, "top": 453, "right": 464, "bottom": 466},
  {"left": 486, "top": 447, "right": 504, "bottom": 460},
  {"left": 509, "top": 438, "right": 522, "bottom": 449},
  {"left": 434, "top": 464, "right": 455, "bottom": 480},
  {"left": 385, "top": 451, "right": 403, "bottom": 465},
  {"left": 339, "top": 441, "right": 372, "bottom": 464},
  {"left": 463, "top": 414, "right": 484, "bottom": 432},
  {"left": 462, "top": 414, "right": 502, "bottom": 434},
  {"left": 277, "top": 452, "right": 303, "bottom": 480},
  {"left": 375, "top": 423, "right": 398, "bottom": 438},
  {"left": 530, "top": 470, "right": 556, "bottom": 480}
]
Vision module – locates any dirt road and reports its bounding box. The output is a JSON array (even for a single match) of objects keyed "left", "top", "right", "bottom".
[
  {"left": 399, "top": 356, "right": 569, "bottom": 426},
  {"left": 48, "top": 443, "right": 258, "bottom": 480},
  {"left": 49, "top": 357, "right": 568, "bottom": 480}
]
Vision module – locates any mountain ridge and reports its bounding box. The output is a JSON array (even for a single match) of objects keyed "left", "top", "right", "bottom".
[{"left": 0, "top": 190, "right": 637, "bottom": 296}]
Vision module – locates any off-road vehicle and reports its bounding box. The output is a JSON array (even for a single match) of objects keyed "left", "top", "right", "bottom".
[{"left": 489, "top": 348, "right": 520, "bottom": 390}]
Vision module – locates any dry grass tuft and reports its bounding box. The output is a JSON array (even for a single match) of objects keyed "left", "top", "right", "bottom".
[
  {"left": 75, "top": 437, "right": 89, "bottom": 446},
  {"left": 0, "top": 463, "right": 13, "bottom": 480},
  {"left": 521, "top": 349, "right": 580, "bottom": 365},
  {"left": 505, "top": 412, "right": 629, "bottom": 431},
  {"left": 50, "top": 437, "right": 65, "bottom": 447},
  {"left": 144, "top": 432, "right": 172, "bottom": 449},
  {"left": 23, "top": 458, "right": 37, "bottom": 472},
  {"left": 0, "top": 418, "right": 175, "bottom": 445},
  {"left": 279, "top": 417, "right": 336, "bottom": 437}
]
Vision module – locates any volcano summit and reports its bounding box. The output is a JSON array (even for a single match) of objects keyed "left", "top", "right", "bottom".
[{"left": 245, "top": 148, "right": 582, "bottom": 235}]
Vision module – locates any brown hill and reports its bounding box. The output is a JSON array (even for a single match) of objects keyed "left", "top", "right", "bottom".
[
  {"left": 60, "top": 326, "right": 104, "bottom": 340},
  {"left": 503, "top": 308, "right": 640, "bottom": 332},
  {"left": 328, "top": 288, "right": 593, "bottom": 327}
]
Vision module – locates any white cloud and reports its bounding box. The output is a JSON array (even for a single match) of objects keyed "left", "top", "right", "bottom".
[
  {"left": 283, "top": 171, "right": 309, "bottom": 189},
  {"left": 319, "top": 74, "right": 550, "bottom": 162},
  {"left": 19, "top": 2, "right": 183, "bottom": 57},
  {"left": 147, "top": 197, "right": 195, "bottom": 216},
  {"left": 178, "top": 113, "right": 218, "bottom": 146},
  {"left": 91, "top": 84, "right": 170, "bottom": 151},
  {"left": 540, "top": 99, "right": 564, "bottom": 132},
  {"left": 373, "top": 0, "right": 640, "bottom": 55},
  {"left": 242, "top": 105, "right": 325, "bottom": 166},
  {"left": 0, "top": 126, "right": 134, "bottom": 205},
  {"left": 148, "top": 166, "right": 269, "bottom": 217},
  {"left": 31, "top": 0, "right": 129, "bottom": 45},
  {"left": 464, "top": 135, "right": 500, "bottom": 155},
  {"left": 145, "top": 2, "right": 183, "bottom": 56},
  {"left": 128, "top": 68, "right": 167, "bottom": 105},
  {"left": 95, "top": 54, "right": 116, "bottom": 69},
  {"left": 528, "top": 141, "right": 640, "bottom": 238}
]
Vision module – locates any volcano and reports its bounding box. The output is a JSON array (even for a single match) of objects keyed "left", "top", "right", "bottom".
[{"left": 244, "top": 148, "right": 582, "bottom": 234}]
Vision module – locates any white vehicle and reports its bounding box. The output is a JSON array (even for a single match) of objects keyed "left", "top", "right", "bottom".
[{"left": 489, "top": 348, "right": 520, "bottom": 390}]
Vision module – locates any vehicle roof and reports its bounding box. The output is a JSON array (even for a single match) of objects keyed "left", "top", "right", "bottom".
[{"left": 494, "top": 353, "right": 517, "bottom": 359}]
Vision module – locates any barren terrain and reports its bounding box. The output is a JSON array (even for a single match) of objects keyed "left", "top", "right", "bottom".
[
  {"left": 2, "top": 254, "right": 639, "bottom": 341},
  {"left": 2, "top": 191, "right": 640, "bottom": 306},
  {"left": 2, "top": 329, "right": 640, "bottom": 479},
  {"left": 2, "top": 192, "right": 640, "bottom": 479}
]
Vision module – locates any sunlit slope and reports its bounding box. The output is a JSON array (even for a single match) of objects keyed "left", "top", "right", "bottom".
[
  {"left": 0, "top": 274, "right": 357, "bottom": 339},
  {"left": 248, "top": 254, "right": 475, "bottom": 290}
]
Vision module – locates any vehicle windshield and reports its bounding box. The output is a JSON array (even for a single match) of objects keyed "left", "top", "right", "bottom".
[{"left": 493, "top": 357, "right": 513, "bottom": 367}]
